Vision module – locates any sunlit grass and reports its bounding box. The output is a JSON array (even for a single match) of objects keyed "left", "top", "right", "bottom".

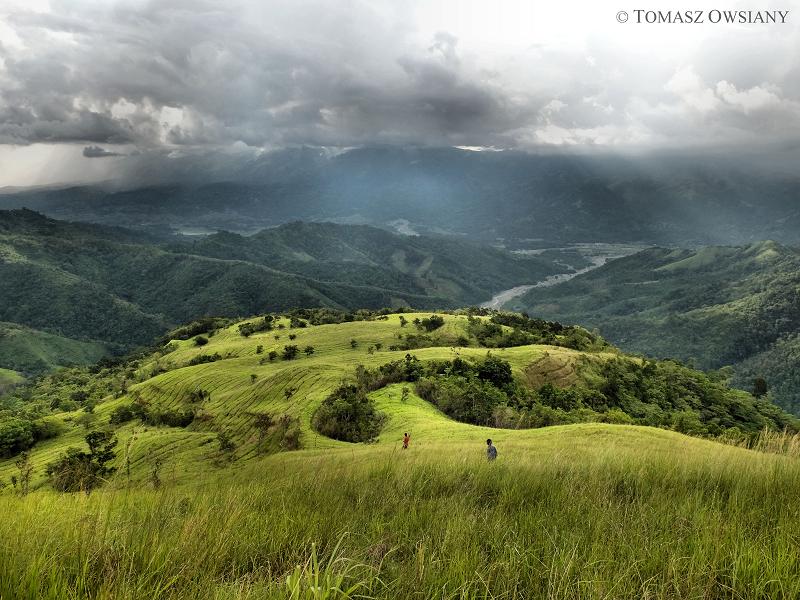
[{"left": 2, "top": 425, "right": 800, "bottom": 599}]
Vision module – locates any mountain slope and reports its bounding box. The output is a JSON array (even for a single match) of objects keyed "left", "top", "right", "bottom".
[
  {"left": 4, "top": 147, "right": 800, "bottom": 245},
  {"left": 2, "top": 311, "right": 797, "bottom": 598},
  {"left": 1, "top": 311, "right": 795, "bottom": 485},
  {"left": 0, "top": 210, "right": 565, "bottom": 374},
  {"left": 511, "top": 242, "right": 800, "bottom": 414}
]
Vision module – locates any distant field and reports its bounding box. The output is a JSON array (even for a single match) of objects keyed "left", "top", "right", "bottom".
[{"left": 1, "top": 312, "right": 799, "bottom": 598}]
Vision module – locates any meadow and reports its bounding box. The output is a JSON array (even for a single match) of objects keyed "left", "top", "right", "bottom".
[{"left": 1, "top": 313, "right": 799, "bottom": 598}]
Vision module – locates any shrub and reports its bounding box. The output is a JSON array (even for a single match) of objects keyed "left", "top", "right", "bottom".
[
  {"left": 419, "top": 315, "right": 445, "bottom": 332},
  {"left": 0, "top": 418, "right": 35, "bottom": 458},
  {"left": 188, "top": 353, "right": 222, "bottom": 366},
  {"left": 32, "top": 418, "right": 66, "bottom": 442},
  {"left": 312, "top": 384, "right": 386, "bottom": 442},
  {"left": 109, "top": 404, "right": 136, "bottom": 425},
  {"left": 217, "top": 431, "right": 236, "bottom": 452},
  {"left": 188, "top": 388, "right": 211, "bottom": 402},
  {"left": 144, "top": 410, "right": 195, "bottom": 428},
  {"left": 46, "top": 431, "right": 117, "bottom": 493},
  {"left": 239, "top": 316, "right": 274, "bottom": 337},
  {"left": 282, "top": 345, "right": 299, "bottom": 360},
  {"left": 194, "top": 336, "right": 209, "bottom": 347}
]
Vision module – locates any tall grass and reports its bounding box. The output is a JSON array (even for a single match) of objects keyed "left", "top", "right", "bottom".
[{"left": 2, "top": 437, "right": 800, "bottom": 599}]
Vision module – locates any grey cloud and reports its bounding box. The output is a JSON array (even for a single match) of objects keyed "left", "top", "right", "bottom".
[
  {"left": 1, "top": 0, "right": 800, "bottom": 156},
  {"left": 83, "top": 145, "right": 123, "bottom": 158}
]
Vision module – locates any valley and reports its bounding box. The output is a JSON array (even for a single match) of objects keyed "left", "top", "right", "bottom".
[{"left": 482, "top": 242, "right": 644, "bottom": 308}]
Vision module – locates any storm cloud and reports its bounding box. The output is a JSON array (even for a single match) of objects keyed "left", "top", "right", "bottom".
[
  {"left": 82, "top": 145, "right": 124, "bottom": 158},
  {"left": 1, "top": 0, "right": 800, "bottom": 164}
]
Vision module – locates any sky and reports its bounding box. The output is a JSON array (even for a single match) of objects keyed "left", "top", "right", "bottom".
[{"left": 1, "top": 0, "right": 799, "bottom": 186}]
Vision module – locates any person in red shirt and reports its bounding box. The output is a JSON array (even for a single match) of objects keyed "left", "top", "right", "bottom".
[{"left": 402, "top": 432, "right": 410, "bottom": 449}]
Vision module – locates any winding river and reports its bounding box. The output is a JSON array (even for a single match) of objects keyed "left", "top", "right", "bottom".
[{"left": 481, "top": 244, "right": 643, "bottom": 309}]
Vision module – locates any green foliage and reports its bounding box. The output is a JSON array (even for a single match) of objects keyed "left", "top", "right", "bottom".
[
  {"left": 0, "top": 417, "right": 65, "bottom": 458},
  {"left": 282, "top": 345, "right": 299, "bottom": 360},
  {"left": 0, "top": 210, "right": 568, "bottom": 377},
  {"left": 517, "top": 243, "right": 800, "bottom": 414},
  {"left": 109, "top": 404, "right": 137, "bottom": 425},
  {"left": 46, "top": 431, "right": 117, "bottom": 493},
  {"left": 238, "top": 316, "right": 274, "bottom": 337},
  {"left": 0, "top": 418, "right": 34, "bottom": 458},
  {"left": 164, "top": 317, "right": 230, "bottom": 342},
  {"left": 187, "top": 353, "right": 222, "bottom": 366},
  {"left": 418, "top": 315, "right": 445, "bottom": 332},
  {"left": 193, "top": 336, "right": 209, "bottom": 347},
  {"left": 312, "top": 384, "right": 386, "bottom": 443}
]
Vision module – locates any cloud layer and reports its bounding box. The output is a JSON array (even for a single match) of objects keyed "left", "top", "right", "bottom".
[{"left": 2, "top": 0, "right": 800, "bottom": 159}]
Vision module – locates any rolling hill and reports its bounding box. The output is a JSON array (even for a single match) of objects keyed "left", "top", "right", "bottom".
[
  {"left": 1, "top": 311, "right": 799, "bottom": 598},
  {"left": 0, "top": 210, "right": 570, "bottom": 375},
  {"left": 511, "top": 241, "right": 800, "bottom": 414}
]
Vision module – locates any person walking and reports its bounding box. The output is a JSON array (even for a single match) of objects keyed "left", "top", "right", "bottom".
[
  {"left": 486, "top": 438, "right": 497, "bottom": 461},
  {"left": 402, "top": 432, "right": 410, "bottom": 450}
]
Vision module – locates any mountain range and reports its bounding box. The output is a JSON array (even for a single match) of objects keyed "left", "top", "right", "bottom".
[
  {"left": 0, "top": 209, "right": 567, "bottom": 374},
  {"left": 3, "top": 147, "right": 800, "bottom": 246},
  {"left": 510, "top": 241, "right": 800, "bottom": 414}
]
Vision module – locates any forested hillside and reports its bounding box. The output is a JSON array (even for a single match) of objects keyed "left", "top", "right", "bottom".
[
  {"left": 513, "top": 241, "right": 800, "bottom": 414},
  {"left": 4, "top": 147, "right": 800, "bottom": 246},
  {"left": 0, "top": 210, "right": 565, "bottom": 374}
]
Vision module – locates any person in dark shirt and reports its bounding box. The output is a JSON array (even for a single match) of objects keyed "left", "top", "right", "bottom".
[{"left": 486, "top": 438, "right": 497, "bottom": 461}]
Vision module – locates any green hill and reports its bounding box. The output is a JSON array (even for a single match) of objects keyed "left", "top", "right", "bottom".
[
  {"left": 0, "top": 322, "right": 107, "bottom": 374},
  {"left": 511, "top": 242, "right": 800, "bottom": 414},
  {"left": 0, "top": 210, "right": 568, "bottom": 375},
  {"left": 0, "top": 311, "right": 799, "bottom": 598}
]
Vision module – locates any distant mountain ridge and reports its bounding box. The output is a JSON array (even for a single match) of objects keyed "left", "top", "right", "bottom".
[
  {"left": 0, "top": 209, "right": 564, "bottom": 374},
  {"left": 511, "top": 241, "right": 800, "bottom": 414},
  {"left": 3, "top": 147, "right": 800, "bottom": 245}
]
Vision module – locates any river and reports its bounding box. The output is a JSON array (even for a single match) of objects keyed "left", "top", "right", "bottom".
[{"left": 480, "top": 243, "right": 644, "bottom": 309}]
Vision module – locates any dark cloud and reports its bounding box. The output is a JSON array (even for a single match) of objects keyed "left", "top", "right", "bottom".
[
  {"left": 0, "top": 0, "right": 799, "bottom": 159},
  {"left": 82, "top": 145, "right": 124, "bottom": 158}
]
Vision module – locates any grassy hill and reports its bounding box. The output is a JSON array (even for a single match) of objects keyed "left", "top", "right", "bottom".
[
  {"left": 0, "top": 209, "right": 568, "bottom": 376},
  {"left": 511, "top": 242, "right": 800, "bottom": 415},
  {"left": 0, "top": 311, "right": 799, "bottom": 598},
  {"left": 0, "top": 322, "right": 108, "bottom": 375}
]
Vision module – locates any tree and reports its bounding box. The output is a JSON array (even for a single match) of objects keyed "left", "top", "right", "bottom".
[
  {"left": 399, "top": 316, "right": 408, "bottom": 327},
  {"left": 0, "top": 418, "right": 35, "bottom": 458},
  {"left": 420, "top": 315, "right": 445, "bottom": 332},
  {"left": 476, "top": 354, "right": 513, "bottom": 389},
  {"left": 268, "top": 350, "right": 278, "bottom": 361},
  {"left": 250, "top": 374, "right": 258, "bottom": 384},
  {"left": 195, "top": 336, "right": 209, "bottom": 346},
  {"left": 303, "top": 345, "right": 315, "bottom": 357},
  {"left": 753, "top": 377, "right": 768, "bottom": 398},
  {"left": 312, "top": 384, "right": 386, "bottom": 442},
  {"left": 14, "top": 451, "right": 33, "bottom": 496},
  {"left": 47, "top": 431, "right": 117, "bottom": 493},
  {"left": 282, "top": 345, "right": 299, "bottom": 360},
  {"left": 350, "top": 339, "right": 358, "bottom": 349}
]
